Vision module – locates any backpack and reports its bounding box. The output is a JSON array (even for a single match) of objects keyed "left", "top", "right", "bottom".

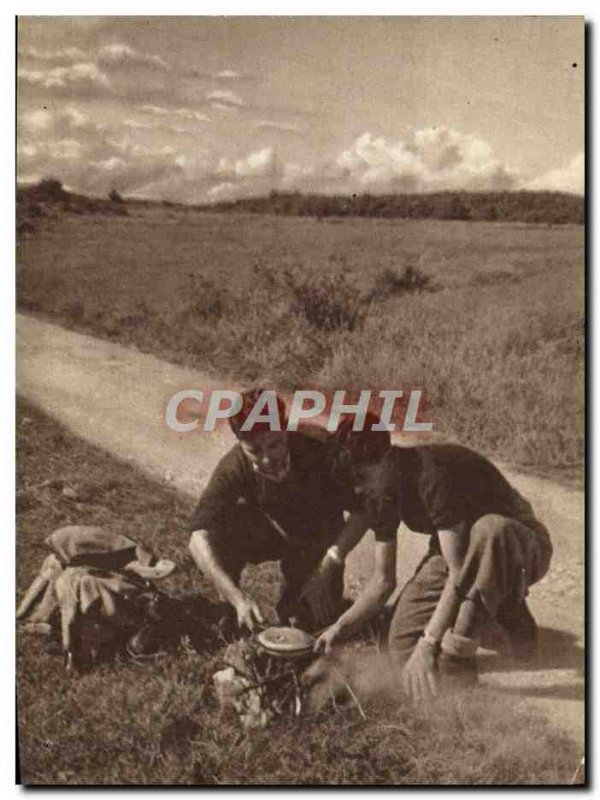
[{"left": 17, "top": 525, "right": 180, "bottom": 671}]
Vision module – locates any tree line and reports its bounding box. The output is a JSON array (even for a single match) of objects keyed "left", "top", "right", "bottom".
[{"left": 198, "top": 189, "right": 583, "bottom": 225}]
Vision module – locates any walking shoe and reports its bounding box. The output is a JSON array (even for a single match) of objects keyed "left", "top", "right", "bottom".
[
  {"left": 496, "top": 597, "right": 538, "bottom": 660},
  {"left": 438, "top": 652, "right": 478, "bottom": 693}
]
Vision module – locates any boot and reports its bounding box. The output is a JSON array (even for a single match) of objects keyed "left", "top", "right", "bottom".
[
  {"left": 496, "top": 597, "right": 538, "bottom": 660},
  {"left": 439, "top": 629, "right": 479, "bottom": 692}
]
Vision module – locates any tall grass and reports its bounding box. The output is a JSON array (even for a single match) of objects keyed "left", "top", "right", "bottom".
[
  {"left": 16, "top": 210, "right": 584, "bottom": 473},
  {"left": 160, "top": 259, "right": 582, "bottom": 470}
]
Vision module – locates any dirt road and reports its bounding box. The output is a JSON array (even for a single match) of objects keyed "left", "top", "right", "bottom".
[{"left": 17, "top": 313, "right": 584, "bottom": 749}]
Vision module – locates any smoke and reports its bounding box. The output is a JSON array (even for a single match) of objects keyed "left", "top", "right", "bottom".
[{"left": 304, "top": 649, "right": 402, "bottom": 713}]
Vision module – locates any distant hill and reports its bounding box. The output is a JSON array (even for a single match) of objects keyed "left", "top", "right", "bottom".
[
  {"left": 17, "top": 179, "right": 128, "bottom": 236},
  {"left": 17, "top": 180, "right": 584, "bottom": 232},
  {"left": 197, "top": 189, "right": 584, "bottom": 225}
]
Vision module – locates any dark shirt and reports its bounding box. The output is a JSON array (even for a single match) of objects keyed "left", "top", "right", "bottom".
[
  {"left": 190, "top": 432, "right": 355, "bottom": 544},
  {"left": 363, "top": 444, "right": 534, "bottom": 542}
]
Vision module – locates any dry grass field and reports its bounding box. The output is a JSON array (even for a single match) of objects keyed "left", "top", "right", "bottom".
[
  {"left": 16, "top": 199, "right": 585, "bottom": 784},
  {"left": 16, "top": 400, "right": 582, "bottom": 785},
  {"left": 17, "top": 204, "right": 584, "bottom": 480}
]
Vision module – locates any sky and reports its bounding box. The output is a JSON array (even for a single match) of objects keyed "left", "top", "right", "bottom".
[{"left": 17, "top": 16, "right": 585, "bottom": 202}]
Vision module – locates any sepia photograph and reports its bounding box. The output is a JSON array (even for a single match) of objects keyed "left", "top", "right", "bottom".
[{"left": 15, "top": 15, "right": 584, "bottom": 786}]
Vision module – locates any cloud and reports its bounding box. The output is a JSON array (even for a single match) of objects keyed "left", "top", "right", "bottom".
[
  {"left": 17, "top": 115, "right": 531, "bottom": 205},
  {"left": 524, "top": 153, "right": 584, "bottom": 195},
  {"left": 50, "top": 139, "right": 84, "bottom": 160},
  {"left": 123, "top": 118, "right": 187, "bottom": 135},
  {"left": 21, "top": 109, "right": 53, "bottom": 132},
  {"left": 203, "top": 127, "right": 519, "bottom": 200},
  {"left": 20, "top": 42, "right": 170, "bottom": 71},
  {"left": 17, "top": 100, "right": 182, "bottom": 195},
  {"left": 20, "top": 106, "right": 106, "bottom": 143},
  {"left": 331, "top": 128, "right": 519, "bottom": 193},
  {"left": 122, "top": 147, "right": 281, "bottom": 203},
  {"left": 18, "top": 129, "right": 183, "bottom": 197},
  {"left": 206, "top": 181, "right": 240, "bottom": 200},
  {"left": 18, "top": 43, "right": 174, "bottom": 104},
  {"left": 18, "top": 45, "right": 88, "bottom": 63},
  {"left": 217, "top": 147, "right": 280, "bottom": 180},
  {"left": 98, "top": 43, "right": 170, "bottom": 72},
  {"left": 174, "top": 108, "right": 210, "bottom": 122},
  {"left": 17, "top": 142, "right": 39, "bottom": 159},
  {"left": 139, "top": 104, "right": 210, "bottom": 123},
  {"left": 139, "top": 104, "right": 170, "bottom": 116},
  {"left": 254, "top": 120, "right": 303, "bottom": 135},
  {"left": 18, "top": 62, "right": 111, "bottom": 93},
  {"left": 61, "top": 106, "right": 93, "bottom": 129},
  {"left": 182, "top": 67, "right": 257, "bottom": 84},
  {"left": 207, "top": 89, "right": 245, "bottom": 109}
]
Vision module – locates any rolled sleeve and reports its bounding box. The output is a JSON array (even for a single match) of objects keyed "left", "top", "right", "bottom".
[
  {"left": 421, "top": 467, "right": 465, "bottom": 531},
  {"left": 189, "top": 448, "right": 250, "bottom": 534}
]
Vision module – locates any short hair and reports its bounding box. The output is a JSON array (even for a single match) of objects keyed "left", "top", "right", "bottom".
[
  {"left": 228, "top": 387, "right": 288, "bottom": 440},
  {"left": 334, "top": 412, "right": 391, "bottom": 467}
]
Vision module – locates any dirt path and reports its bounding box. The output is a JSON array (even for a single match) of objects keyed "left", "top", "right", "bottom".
[{"left": 17, "top": 313, "right": 584, "bottom": 750}]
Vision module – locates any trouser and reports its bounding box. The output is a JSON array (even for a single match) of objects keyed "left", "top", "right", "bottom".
[
  {"left": 205, "top": 505, "right": 345, "bottom": 631},
  {"left": 388, "top": 513, "right": 553, "bottom": 664}
]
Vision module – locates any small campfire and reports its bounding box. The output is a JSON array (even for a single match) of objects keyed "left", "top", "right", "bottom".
[
  {"left": 213, "top": 627, "right": 316, "bottom": 729},
  {"left": 213, "top": 626, "right": 366, "bottom": 729}
]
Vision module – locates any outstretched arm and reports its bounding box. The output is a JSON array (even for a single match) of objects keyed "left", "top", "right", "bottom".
[
  {"left": 401, "top": 523, "right": 468, "bottom": 702},
  {"left": 189, "top": 529, "right": 263, "bottom": 631},
  {"left": 314, "top": 539, "right": 397, "bottom": 653},
  {"left": 300, "top": 513, "right": 371, "bottom": 627},
  {"left": 422, "top": 524, "right": 469, "bottom": 641}
]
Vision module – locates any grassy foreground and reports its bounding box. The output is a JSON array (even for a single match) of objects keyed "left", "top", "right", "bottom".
[
  {"left": 17, "top": 207, "right": 583, "bottom": 480},
  {"left": 17, "top": 400, "right": 581, "bottom": 785}
]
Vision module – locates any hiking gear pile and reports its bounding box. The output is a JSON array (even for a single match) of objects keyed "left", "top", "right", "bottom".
[{"left": 16, "top": 525, "right": 222, "bottom": 671}]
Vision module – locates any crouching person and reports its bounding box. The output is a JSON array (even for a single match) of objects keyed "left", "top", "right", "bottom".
[
  {"left": 315, "top": 416, "right": 552, "bottom": 702},
  {"left": 189, "top": 389, "right": 369, "bottom": 633}
]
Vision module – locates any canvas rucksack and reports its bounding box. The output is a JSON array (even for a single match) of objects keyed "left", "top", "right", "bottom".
[{"left": 17, "top": 525, "right": 182, "bottom": 671}]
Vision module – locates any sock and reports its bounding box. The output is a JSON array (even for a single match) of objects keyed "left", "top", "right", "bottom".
[{"left": 441, "top": 629, "right": 479, "bottom": 659}]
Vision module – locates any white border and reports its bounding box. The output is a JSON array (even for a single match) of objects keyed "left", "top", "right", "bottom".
[
  {"left": 5, "top": 5, "right": 592, "bottom": 796},
  {"left": 4, "top": 3, "right": 596, "bottom": 14}
]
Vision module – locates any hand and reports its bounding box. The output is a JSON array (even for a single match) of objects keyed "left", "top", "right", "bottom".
[
  {"left": 301, "top": 555, "right": 342, "bottom": 628},
  {"left": 233, "top": 593, "right": 264, "bottom": 632},
  {"left": 402, "top": 637, "right": 438, "bottom": 703},
  {"left": 314, "top": 623, "right": 343, "bottom": 655}
]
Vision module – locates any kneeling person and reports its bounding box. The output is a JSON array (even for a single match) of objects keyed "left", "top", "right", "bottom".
[
  {"left": 189, "top": 389, "right": 368, "bottom": 633},
  {"left": 315, "top": 418, "right": 552, "bottom": 701}
]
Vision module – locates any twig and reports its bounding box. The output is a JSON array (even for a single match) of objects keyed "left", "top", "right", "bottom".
[{"left": 332, "top": 666, "right": 367, "bottom": 721}]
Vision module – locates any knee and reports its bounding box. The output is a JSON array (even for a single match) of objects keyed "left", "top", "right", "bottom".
[
  {"left": 386, "top": 601, "right": 422, "bottom": 666},
  {"left": 469, "top": 514, "right": 510, "bottom": 551}
]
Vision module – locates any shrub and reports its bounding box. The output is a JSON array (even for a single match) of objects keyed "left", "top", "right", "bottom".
[
  {"left": 109, "top": 189, "right": 125, "bottom": 204},
  {"left": 283, "top": 266, "right": 367, "bottom": 333},
  {"left": 187, "top": 275, "right": 233, "bottom": 322},
  {"left": 36, "top": 177, "right": 68, "bottom": 202},
  {"left": 368, "top": 265, "right": 433, "bottom": 301}
]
